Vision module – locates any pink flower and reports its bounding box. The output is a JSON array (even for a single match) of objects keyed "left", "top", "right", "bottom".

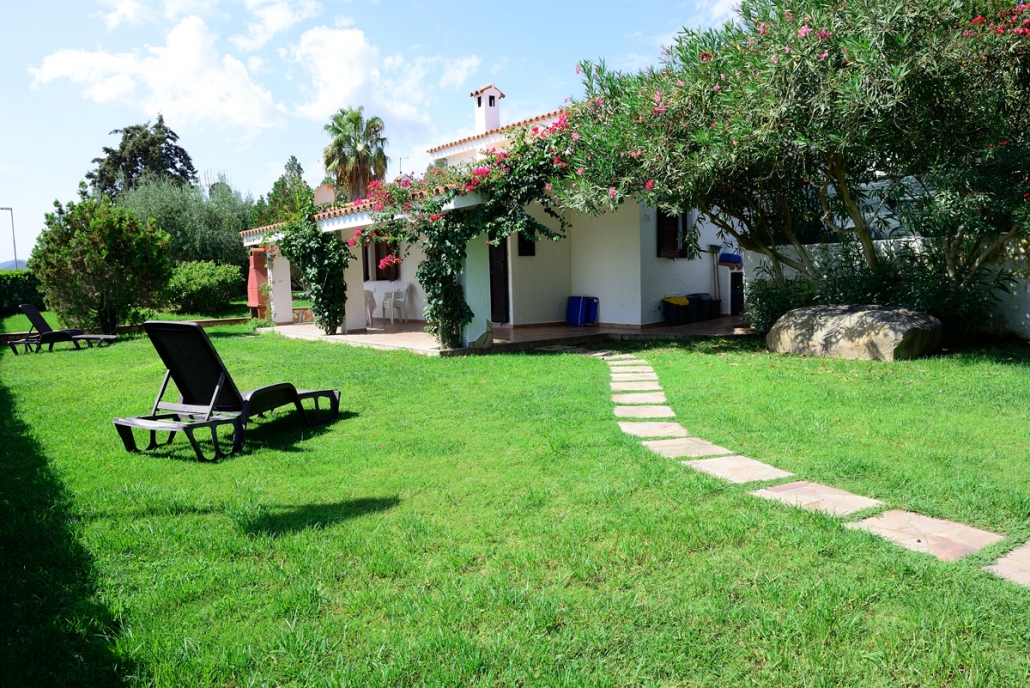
[
  {"left": 798, "top": 25, "right": 812, "bottom": 38},
  {"left": 429, "top": 213, "right": 443, "bottom": 222},
  {"left": 577, "top": 167, "right": 584, "bottom": 175},
  {"left": 571, "top": 132, "right": 580, "bottom": 141},
  {"left": 971, "top": 15, "right": 986, "bottom": 24},
  {"left": 575, "top": 65, "right": 581, "bottom": 74},
  {"left": 645, "top": 179, "right": 654, "bottom": 190},
  {"left": 817, "top": 28, "right": 833, "bottom": 40},
  {"left": 609, "top": 187, "right": 617, "bottom": 197},
  {"left": 347, "top": 239, "right": 356, "bottom": 246},
  {"left": 784, "top": 44, "right": 791, "bottom": 53},
  {"left": 760, "top": 22, "right": 768, "bottom": 35},
  {"left": 700, "top": 51, "right": 713, "bottom": 62},
  {"left": 818, "top": 50, "right": 829, "bottom": 60},
  {"left": 677, "top": 79, "right": 684, "bottom": 86},
  {"left": 545, "top": 183, "right": 553, "bottom": 191},
  {"left": 714, "top": 83, "right": 721, "bottom": 90},
  {"left": 772, "top": 55, "right": 779, "bottom": 62},
  {"left": 784, "top": 10, "right": 793, "bottom": 18},
  {"left": 654, "top": 90, "right": 663, "bottom": 103}
]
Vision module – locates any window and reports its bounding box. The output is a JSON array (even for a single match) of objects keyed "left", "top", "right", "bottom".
[
  {"left": 489, "top": 95, "right": 496, "bottom": 107},
  {"left": 517, "top": 233, "right": 536, "bottom": 257},
  {"left": 657, "top": 209, "right": 690, "bottom": 258},
  {"left": 362, "top": 245, "right": 370, "bottom": 282},
  {"left": 375, "top": 242, "right": 399, "bottom": 281},
  {"left": 477, "top": 96, "right": 482, "bottom": 107}
]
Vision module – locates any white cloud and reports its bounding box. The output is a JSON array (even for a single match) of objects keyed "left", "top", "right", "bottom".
[
  {"left": 439, "top": 55, "right": 481, "bottom": 89},
  {"left": 290, "top": 25, "right": 481, "bottom": 130},
  {"left": 30, "top": 16, "right": 285, "bottom": 133},
  {"left": 163, "top": 0, "right": 219, "bottom": 18},
  {"left": 99, "top": 0, "right": 143, "bottom": 29},
  {"left": 230, "top": 0, "right": 321, "bottom": 52}
]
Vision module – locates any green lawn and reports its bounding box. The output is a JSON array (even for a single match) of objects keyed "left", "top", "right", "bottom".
[
  {"left": 1, "top": 300, "right": 251, "bottom": 333},
  {"left": 3, "top": 328, "right": 1030, "bottom": 686}
]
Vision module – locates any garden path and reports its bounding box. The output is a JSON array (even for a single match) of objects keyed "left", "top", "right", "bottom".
[{"left": 543, "top": 346, "right": 1030, "bottom": 588}]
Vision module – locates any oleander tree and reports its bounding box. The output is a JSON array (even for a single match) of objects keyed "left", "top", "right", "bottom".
[{"left": 558, "top": 0, "right": 1030, "bottom": 286}]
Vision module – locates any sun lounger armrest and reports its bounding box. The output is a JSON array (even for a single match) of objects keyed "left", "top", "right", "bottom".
[{"left": 241, "top": 382, "right": 304, "bottom": 418}]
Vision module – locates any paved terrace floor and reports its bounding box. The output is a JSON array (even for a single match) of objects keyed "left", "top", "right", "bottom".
[{"left": 261, "top": 316, "right": 752, "bottom": 356}]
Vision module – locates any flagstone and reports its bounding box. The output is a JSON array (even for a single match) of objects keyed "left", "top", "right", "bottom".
[
  {"left": 610, "top": 366, "right": 654, "bottom": 374},
  {"left": 602, "top": 354, "right": 638, "bottom": 360},
  {"left": 682, "top": 456, "right": 794, "bottom": 484},
  {"left": 611, "top": 381, "right": 663, "bottom": 391},
  {"left": 611, "top": 392, "right": 667, "bottom": 404},
  {"left": 608, "top": 359, "right": 645, "bottom": 366},
  {"left": 642, "top": 437, "right": 734, "bottom": 458},
  {"left": 846, "top": 510, "right": 1004, "bottom": 562},
  {"left": 751, "top": 481, "right": 882, "bottom": 516},
  {"left": 614, "top": 405, "right": 675, "bottom": 418},
  {"left": 611, "top": 373, "right": 659, "bottom": 381},
  {"left": 618, "top": 422, "right": 688, "bottom": 438},
  {"left": 985, "top": 541, "right": 1030, "bottom": 586}
]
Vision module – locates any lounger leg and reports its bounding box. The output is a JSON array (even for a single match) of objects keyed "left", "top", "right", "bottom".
[
  {"left": 115, "top": 423, "right": 139, "bottom": 452},
  {"left": 8, "top": 342, "right": 17, "bottom": 355},
  {"left": 182, "top": 427, "right": 215, "bottom": 462}
]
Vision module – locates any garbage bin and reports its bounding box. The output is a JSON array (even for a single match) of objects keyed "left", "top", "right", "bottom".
[{"left": 663, "top": 296, "right": 695, "bottom": 326}]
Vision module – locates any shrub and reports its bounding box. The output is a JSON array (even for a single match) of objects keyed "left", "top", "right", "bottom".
[
  {"left": 163, "top": 261, "right": 242, "bottom": 314},
  {"left": 744, "top": 239, "right": 1011, "bottom": 343},
  {"left": 0, "top": 270, "right": 44, "bottom": 316},
  {"left": 31, "top": 187, "right": 171, "bottom": 334}
]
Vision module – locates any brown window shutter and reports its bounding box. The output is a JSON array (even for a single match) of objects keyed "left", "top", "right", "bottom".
[{"left": 375, "top": 243, "right": 399, "bottom": 281}]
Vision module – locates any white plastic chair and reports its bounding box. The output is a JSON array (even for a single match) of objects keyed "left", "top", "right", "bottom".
[
  {"left": 363, "top": 290, "right": 376, "bottom": 327},
  {"left": 382, "top": 283, "right": 410, "bottom": 325}
]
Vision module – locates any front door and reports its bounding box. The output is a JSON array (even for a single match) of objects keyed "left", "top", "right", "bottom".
[{"left": 488, "top": 233, "right": 510, "bottom": 323}]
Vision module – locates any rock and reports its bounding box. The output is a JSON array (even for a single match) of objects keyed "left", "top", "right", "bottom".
[{"left": 766, "top": 305, "right": 942, "bottom": 361}]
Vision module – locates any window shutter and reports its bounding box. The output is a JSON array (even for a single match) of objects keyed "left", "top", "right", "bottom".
[
  {"left": 375, "top": 243, "right": 399, "bottom": 281},
  {"left": 362, "top": 245, "right": 370, "bottom": 282},
  {"left": 657, "top": 210, "right": 679, "bottom": 258}
]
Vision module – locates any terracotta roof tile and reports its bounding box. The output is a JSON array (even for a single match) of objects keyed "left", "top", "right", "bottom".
[
  {"left": 469, "top": 83, "right": 506, "bottom": 98},
  {"left": 427, "top": 109, "right": 564, "bottom": 155}
]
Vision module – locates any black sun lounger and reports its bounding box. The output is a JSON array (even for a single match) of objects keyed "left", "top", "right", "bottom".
[
  {"left": 7, "top": 303, "right": 116, "bottom": 354},
  {"left": 113, "top": 320, "right": 340, "bottom": 461}
]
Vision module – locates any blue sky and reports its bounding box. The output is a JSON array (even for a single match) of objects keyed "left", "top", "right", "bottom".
[{"left": 0, "top": 0, "right": 733, "bottom": 264}]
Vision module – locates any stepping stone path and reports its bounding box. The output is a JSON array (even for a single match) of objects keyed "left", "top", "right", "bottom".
[
  {"left": 684, "top": 456, "right": 794, "bottom": 484},
  {"left": 587, "top": 348, "right": 1030, "bottom": 587},
  {"left": 846, "top": 510, "right": 1003, "bottom": 562},
  {"left": 986, "top": 542, "right": 1030, "bottom": 586},
  {"left": 614, "top": 405, "right": 675, "bottom": 418},
  {"left": 751, "top": 481, "right": 883, "bottom": 516}
]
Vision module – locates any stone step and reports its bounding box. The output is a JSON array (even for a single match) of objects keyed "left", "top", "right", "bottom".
[{"left": 614, "top": 406, "right": 675, "bottom": 418}]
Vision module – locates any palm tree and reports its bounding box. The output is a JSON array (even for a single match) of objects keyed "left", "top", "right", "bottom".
[{"left": 322, "top": 106, "right": 390, "bottom": 202}]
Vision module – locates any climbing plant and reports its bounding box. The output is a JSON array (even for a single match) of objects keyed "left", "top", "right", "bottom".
[
  {"left": 272, "top": 195, "right": 353, "bottom": 335},
  {"left": 356, "top": 115, "right": 572, "bottom": 348}
]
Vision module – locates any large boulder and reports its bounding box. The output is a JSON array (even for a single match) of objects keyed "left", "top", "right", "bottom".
[{"left": 766, "top": 305, "right": 942, "bottom": 361}]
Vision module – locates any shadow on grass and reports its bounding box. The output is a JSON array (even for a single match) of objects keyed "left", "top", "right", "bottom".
[
  {"left": 125, "top": 409, "right": 356, "bottom": 463},
  {"left": 240, "top": 497, "right": 400, "bottom": 537},
  {"left": 0, "top": 381, "right": 130, "bottom": 686}
]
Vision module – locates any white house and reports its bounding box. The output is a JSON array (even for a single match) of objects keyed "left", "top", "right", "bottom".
[{"left": 242, "top": 83, "right": 740, "bottom": 346}]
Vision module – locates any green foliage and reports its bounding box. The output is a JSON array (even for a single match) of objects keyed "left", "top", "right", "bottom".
[
  {"left": 323, "top": 107, "right": 389, "bottom": 202},
  {"left": 746, "top": 238, "right": 1011, "bottom": 341},
  {"left": 562, "top": 0, "right": 1030, "bottom": 284},
  {"left": 0, "top": 270, "right": 44, "bottom": 316},
  {"left": 163, "top": 261, "right": 242, "bottom": 314},
  {"left": 31, "top": 186, "right": 171, "bottom": 333},
  {"left": 275, "top": 196, "right": 352, "bottom": 335},
  {"left": 86, "top": 115, "right": 197, "bottom": 198},
  {"left": 116, "top": 175, "right": 250, "bottom": 268},
  {"left": 361, "top": 121, "right": 567, "bottom": 348},
  {"left": 251, "top": 156, "right": 313, "bottom": 228}
]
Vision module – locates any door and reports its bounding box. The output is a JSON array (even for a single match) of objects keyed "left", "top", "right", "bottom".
[{"left": 488, "top": 233, "right": 510, "bottom": 323}]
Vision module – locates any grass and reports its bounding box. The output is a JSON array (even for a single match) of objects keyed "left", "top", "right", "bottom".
[
  {"left": 3, "top": 328, "right": 1030, "bottom": 686},
  {"left": 0, "top": 300, "right": 250, "bottom": 333}
]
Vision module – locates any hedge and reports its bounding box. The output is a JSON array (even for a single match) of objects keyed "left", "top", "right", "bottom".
[{"left": 0, "top": 270, "right": 44, "bottom": 316}]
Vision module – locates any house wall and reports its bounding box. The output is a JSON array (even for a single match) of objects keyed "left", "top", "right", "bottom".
[
  {"left": 508, "top": 202, "right": 572, "bottom": 325},
  {"left": 343, "top": 250, "right": 366, "bottom": 333},
  {"left": 268, "top": 253, "right": 293, "bottom": 324},
  {"left": 638, "top": 210, "right": 730, "bottom": 325},
  {"left": 568, "top": 199, "right": 643, "bottom": 326}
]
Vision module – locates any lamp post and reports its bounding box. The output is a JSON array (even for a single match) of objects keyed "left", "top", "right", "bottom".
[{"left": 0, "top": 207, "right": 16, "bottom": 270}]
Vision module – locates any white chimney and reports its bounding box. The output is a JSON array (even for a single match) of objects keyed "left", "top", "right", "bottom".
[{"left": 470, "top": 83, "right": 504, "bottom": 135}]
